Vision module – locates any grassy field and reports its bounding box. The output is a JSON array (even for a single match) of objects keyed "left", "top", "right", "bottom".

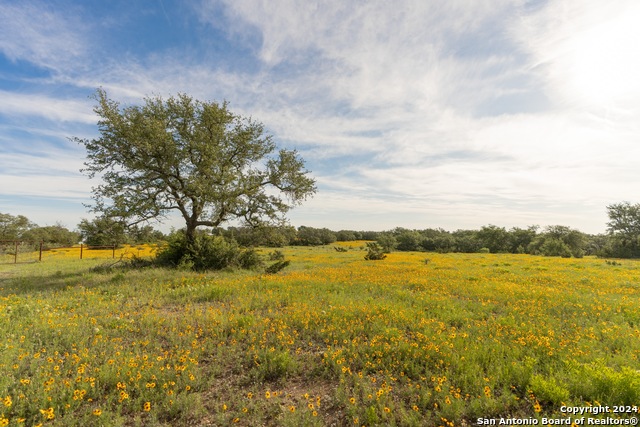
[
  {"left": 0, "top": 242, "right": 639, "bottom": 426},
  {"left": 1, "top": 244, "right": 159, "bottom": 264}
]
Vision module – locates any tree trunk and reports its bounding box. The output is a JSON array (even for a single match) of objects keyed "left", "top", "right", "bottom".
[{"left": 185, "top": 222, "right": 198, "bottom": 253}]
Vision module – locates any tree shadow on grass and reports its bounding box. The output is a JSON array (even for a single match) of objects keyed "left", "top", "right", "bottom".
[
  {"left": 0, "top": 258, "right": 155, "bottom": 297},
  {"left": 0, "top": 269, "right": 88, "bottom": 297}
]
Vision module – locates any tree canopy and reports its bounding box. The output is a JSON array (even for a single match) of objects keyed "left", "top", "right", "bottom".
[
  {"left": 0, "top": 213, "right": 33, "bottom": 240},
  {"left": 75, "top": 89, "right": 316, "bottom": 244},
  {"left": 21, "top": 224, "right": 80, "bottom": 247},
  {"left": 77, "top": 217, "right": 128, "bottom": 247},
  {"left": 606, "top": 201, "right": 640, "bottom": 257}
]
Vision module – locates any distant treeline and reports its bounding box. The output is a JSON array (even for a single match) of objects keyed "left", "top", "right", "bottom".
[
  {"left": 0, "top": 213, "right": 163, "bottom": 248},
  {"left": 2, "top": 201, "right": 639, "bottom": 258},
  {"left": 222, "top": 224, "right": 603, "bottom": 258},
  {"left": 222, "top": 201, "right": 640, "bottom": 259}
]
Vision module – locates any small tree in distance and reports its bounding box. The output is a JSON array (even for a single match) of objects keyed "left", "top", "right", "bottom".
[
  {"left": 0, "top": 213, "right": 34, "bottom": 240},
  {"left": 606, "top": 201, "right": 640, "bottom": 258},
  {"left": 77, "top": 217, "right": 127, "bottom": 247},
  {"left": 75, "top": 89, "right": 316, "bottom": 263}
]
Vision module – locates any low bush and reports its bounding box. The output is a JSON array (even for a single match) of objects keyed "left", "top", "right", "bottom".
[
  {"left": 156, "top": 232, "right": 263, "bottom": 271},
  {"left": 265, "top": 260, "right": 291, "bottom": 274},
  {"left": 364, "top": 242, "right": 387, "bottom": 260},
  {"left": 268, "top": 250, "right": 286, "bottom": 260}
]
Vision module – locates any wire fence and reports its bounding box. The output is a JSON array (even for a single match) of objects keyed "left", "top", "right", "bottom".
[{"left": 0, "top": 241, "right": 159, "bottom": 264}]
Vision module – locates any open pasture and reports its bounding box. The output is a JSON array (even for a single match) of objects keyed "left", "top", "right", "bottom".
[
  {"left": 0, "top": 243, "right": 638, "bottom": 426},
  {"left": 1, "top": 244, "right": 160, "bottom": 265}
]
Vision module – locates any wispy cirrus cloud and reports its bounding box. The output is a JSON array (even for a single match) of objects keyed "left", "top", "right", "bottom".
[
  {"left": 204, "top": 0, "right": 529, "bottom": 113},
  {"left": 0, "top": 144, "right": 90, "bottom": 231},
  {"left": 191, "top": 0, "right": 544, "bottom": 168},
  {"left": 0, "top": 90, "right": 96, "bottom": 124},
  {"left": 0, "top": 1, "right": 88, "bottom": 72}
]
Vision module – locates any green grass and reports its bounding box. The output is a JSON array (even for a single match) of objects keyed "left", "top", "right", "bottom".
[{"left": 0, "top": 246, "right": 639, "bottom": 426}]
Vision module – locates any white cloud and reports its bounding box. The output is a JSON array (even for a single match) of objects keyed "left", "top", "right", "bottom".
[
  {"left": 0, "top": 149, "right": 83, "bottom": 177},
  {"left": 0, "top": 1, "right": 87, "bottom": 72},
  {"left": 0, "top": 174, "right": 89, "bottom": 199},
  {"left": 0, "top": 144, "right": 89, "bottom": 202},
  {"left": 197, "top": 0, "right": 528, "bottom": 119},
  {"left": 0, "top": 90, "right": 96, "bottom": 124},
  {"left": 287, "top": 179, "right": 606, "bottom": 233}
]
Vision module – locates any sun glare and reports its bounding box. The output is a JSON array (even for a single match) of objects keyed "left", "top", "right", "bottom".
[{"left": 560, "top": 3, "right": 640, "bottom": 109}]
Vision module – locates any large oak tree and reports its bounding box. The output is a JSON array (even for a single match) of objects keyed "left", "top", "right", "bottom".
[{"left": 75, "top": 89, "right": 316, "bottom": 245}]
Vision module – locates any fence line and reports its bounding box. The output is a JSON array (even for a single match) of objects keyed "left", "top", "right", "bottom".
[
  {"left": 0, "top": 240, "right": 40, "bottom": 264},
  {"left": 0, "top": 241, "right": 129, "bottom": 264}
]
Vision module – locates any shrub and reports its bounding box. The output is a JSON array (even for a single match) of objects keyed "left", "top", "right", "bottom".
[
  {"left": 364, "top": 242, "right": 387, "bottom": 260},
  {"left": 268, "top": 250, "right": 286, "bottom": 260},
  {"left": 265, "top": 260, "right": 291, "bottom": 274},
  {"left": 540, "top": 238, "right": 572, "bottom": 258},
  {"left": 238, "top": 248, "right": 264, "bottom": 270},
  {"left": 156, "top": 232, "right": 262, "bottom": 271}
]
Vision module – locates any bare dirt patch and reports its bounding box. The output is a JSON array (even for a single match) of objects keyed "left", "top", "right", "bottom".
[{"left": 196, "top": 370, "right": 345, "bottom": 427}]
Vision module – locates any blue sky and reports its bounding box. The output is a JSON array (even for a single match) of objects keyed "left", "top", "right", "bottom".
[{"left": 1, "top": 0, "right": 640, "bottom": 234}]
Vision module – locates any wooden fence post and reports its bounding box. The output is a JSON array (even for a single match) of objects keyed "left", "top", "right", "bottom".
[
  {"left": 80, "top": 243, "right": 83, "bottom": 260},
  {"left": 112, "top": 244, "right": 116, "bottom": 259},
  {"left": 14, "top": 241, "right": 18, "bottom": 264},
  {"left": 39, "top": 241, "right": 43, "bottom": 261}
]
